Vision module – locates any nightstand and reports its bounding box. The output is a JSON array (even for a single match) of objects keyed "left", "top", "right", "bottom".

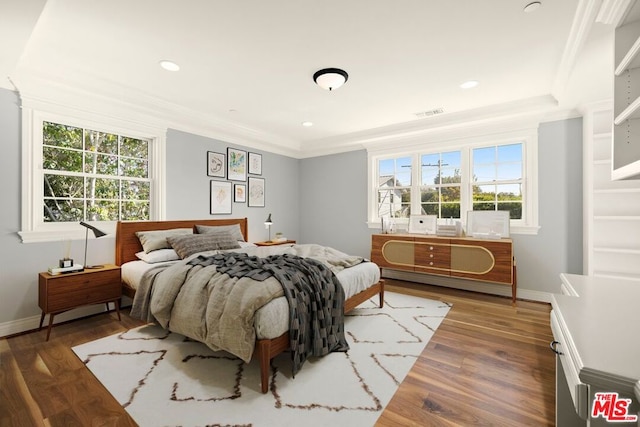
[
  {"left": 254, "top": 240, "right": 296, "bottom": 246},
  {"left": 38, "top": 264, "right": 122, "bottom": 341}
]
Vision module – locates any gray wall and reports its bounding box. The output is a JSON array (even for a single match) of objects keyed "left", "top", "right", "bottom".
[
  {"left": 299, "top": 149, "right": 371, "bottom": 256},
  {"left": 0, "top": 85, "right": 583, "bottom": 333},
  {"left": 165, "top": 129, "right": 300, "bottom": 243},
  {"left": 299, "top": 118, "right": 584, "bottom": 296},
  {"left": 512, "top": 118, "right": 584, "bottom": 294}
]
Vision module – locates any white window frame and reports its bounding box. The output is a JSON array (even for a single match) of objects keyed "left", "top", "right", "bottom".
[
  {"left": 367, "top": 127, "right": 539, "bottom": 235},
  {"left": 19, "top": 107, "right": 166, "bottom": 243}
]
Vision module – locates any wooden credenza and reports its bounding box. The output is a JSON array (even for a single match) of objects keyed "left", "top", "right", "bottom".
[{"left": 371, "top": 233, "right": 516, "bottom": 302}]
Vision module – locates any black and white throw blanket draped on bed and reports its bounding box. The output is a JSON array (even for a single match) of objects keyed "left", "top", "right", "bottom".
[
  {"left": 188, "top": 252, "right": 349, "bottom": 375},
  {"left": 130, "top": 247, "right": 358, "bottom": 376}
]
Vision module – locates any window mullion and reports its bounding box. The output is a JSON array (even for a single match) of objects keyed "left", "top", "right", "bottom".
[{"left": 411, "top": 153, "right": 421, "bottom": 216}]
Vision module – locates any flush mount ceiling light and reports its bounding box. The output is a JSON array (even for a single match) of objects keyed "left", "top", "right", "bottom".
[
  {"left": 159, "top": 60, "right": 180, "bottom": 71},
  {"left": 301, "top": 121, "right": 313, "bottom": 127},
  {"left": 313, "top": 68, "right": 349, "bottom": 91},
  {"left": 524, "top": 1, "right": 542, "bottom": 13}
]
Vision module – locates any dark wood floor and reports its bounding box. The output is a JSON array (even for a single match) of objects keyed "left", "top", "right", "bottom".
[{"left": 0, "top": 280, "right": 555, "bottom": 426}]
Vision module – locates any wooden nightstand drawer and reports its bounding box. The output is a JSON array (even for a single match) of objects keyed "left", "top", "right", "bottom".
[
  {"left": 38, "top": 264, "right": 122, "bottom": 340},
  {"left": 45, "top": 273, "right": 121, "bottom": 312}
]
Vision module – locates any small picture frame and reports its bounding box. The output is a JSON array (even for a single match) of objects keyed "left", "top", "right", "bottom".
[
  {"left": 248, "top": 152, "right": 262, "bottom": 175},
  {"left": 207, "top": 151, "right": 225, "bottom": 178},
  {"left": 408, "top": 215, "right": 437, "bottom": 234},
  {"left": 234, "top": 183, "right": 246, "bottom": 203},
  {"left": 210, "top": 180, "right": 232, "bottom": 215},
  {"left": 227, "top": 147, "right": 247, "bottom": 181},
  {"left": 248, "top": 177, "right": 265, "bottom": 207}
]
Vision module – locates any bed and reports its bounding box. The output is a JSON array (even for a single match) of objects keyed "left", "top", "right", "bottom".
[{"left": 114, "top": 218, "right": 384, "bottom": 393}]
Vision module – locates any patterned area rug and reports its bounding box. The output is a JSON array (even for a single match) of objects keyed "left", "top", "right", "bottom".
[{"left": 72, "top": 292, "right": 450, "bottom": 427}]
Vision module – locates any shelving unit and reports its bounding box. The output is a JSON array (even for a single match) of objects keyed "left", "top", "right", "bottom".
[
  {"left": 612, "top": 0, "right": 640, "bottom": 179},
  {"left": 583, "top": 103, "right": 640, "bottom": 282}
]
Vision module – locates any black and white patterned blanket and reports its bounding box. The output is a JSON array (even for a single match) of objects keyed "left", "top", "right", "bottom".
[{"left": 188, "top": 252, "right": 349, "bottom": 375}]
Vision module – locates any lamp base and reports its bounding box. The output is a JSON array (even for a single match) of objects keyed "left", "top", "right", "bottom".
[{"left": 84, "top": 264, "right": 104, "bottom": 269}]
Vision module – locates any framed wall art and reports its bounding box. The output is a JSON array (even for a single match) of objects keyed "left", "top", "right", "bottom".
[
  {"left": 248, "top": 152, "right": 262, "bottom": 175},
  {"left": 248, "top": 176, "right": 265, "bottom": 207},
  {"left": 227, "top": 147, "right": 247, "bottom": 181},
  {"left": 207, "top": 151, "right": 225, "bottom": 178},
  {"left": 210, "top": 180, "right": 232, "bottom": 215},
  {"left": 234, "top": 183, "right": 246, "bottom": 203}
]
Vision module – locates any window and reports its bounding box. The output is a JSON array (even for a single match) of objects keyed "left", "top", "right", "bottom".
[
  {"left": 378, "top": 156, "right": 411, "bottom": 218},
  {"left": 420, "top": 151, "right": 462, "bottom": 219},
  {"left": 20, "top": 108, "right": 166, "bottom": 243},
  {"left": 43, "top": 121, "right": 151, "bottom": 222},
  {"left": 472, "top": 144, "right": 523, "bottom": 219},
  {"left": 368, "top": 129, "right": 538, "bottom": 234}
]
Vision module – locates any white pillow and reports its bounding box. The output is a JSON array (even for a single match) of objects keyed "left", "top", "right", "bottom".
[
  {"left": 237, "top": 241, "right": 257, "bottom": 248},
  {"left": 135, "top": 249, "right": 181, "bottom": 263}
]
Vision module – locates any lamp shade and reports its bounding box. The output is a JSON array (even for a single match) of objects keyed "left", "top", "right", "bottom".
[
  {"left": 264, "top": 214, "right": 273, "bottom": 225},
  {"left": 313, "top": 68, "right": 348, "bottom": 91},
  {"left": 80, "top": 221, "right": 107, "bottom": 238}
]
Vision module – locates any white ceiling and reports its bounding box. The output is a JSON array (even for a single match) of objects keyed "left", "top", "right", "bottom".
[{"left": 1, "top": 0, "right": 621, "bottom": 157}]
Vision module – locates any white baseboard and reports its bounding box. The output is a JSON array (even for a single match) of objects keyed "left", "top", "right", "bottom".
[
  {"left": 0, "top": 305, "right": 109, "bottom": 338},
  {"left": 383, "top": 269, "right": 553, "bottom": 303}
]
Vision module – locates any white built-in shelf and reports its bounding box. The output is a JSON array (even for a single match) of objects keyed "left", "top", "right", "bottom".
[
  {"left": 614, "top": 95, "right": 640, "bottom": 124},
  {"left": 594, "top": 131, "right": 613, "bottom": 140},
  {"left": 593, "top": 215, "right": 640, "bottom": 221},
  {"left": 593, "top": 270, "right": 640, "bottom": 281},
  {"left": 613, "top": 1, "right": 640, "bottom": 180},
  {"left": 593, "top": 247, "right": 640, "bottom": 255},
  {"left": 594, "top": 187, "right": 640, "bottom": 194},
  {"left": 615, "top": 35, "right": 640, "bottom": 75}
]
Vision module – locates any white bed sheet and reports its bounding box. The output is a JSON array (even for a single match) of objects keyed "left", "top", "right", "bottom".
[{"left": 121, "top": 252, "right": 380, "bottom": 340}]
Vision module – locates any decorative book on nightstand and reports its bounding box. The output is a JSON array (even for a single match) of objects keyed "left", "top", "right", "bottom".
[
  {"left": 38, "top": 264, "right": 122, "bottom": 341},
  {"left": 254, "top": 240, "right": 296, "bottom": 246}
]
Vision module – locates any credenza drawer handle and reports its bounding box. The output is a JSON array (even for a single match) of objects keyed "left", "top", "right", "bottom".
[{"left": 549, "top": 340, "right": 563, "bottom": 355}]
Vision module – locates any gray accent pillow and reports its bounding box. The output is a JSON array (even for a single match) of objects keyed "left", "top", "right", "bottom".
[
  {"left": 195, "top": 224, "right": 245, "bottom": 242},
  {"left": 135, "top": 228, "right": 192, "bottom": 253},
  {"left": 167, "top": 232, "right": 241, "bottom": 259}
]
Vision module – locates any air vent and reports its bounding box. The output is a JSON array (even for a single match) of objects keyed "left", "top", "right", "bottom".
[{"left": 414, "top": 108, "right": 444, "bottom": 118}]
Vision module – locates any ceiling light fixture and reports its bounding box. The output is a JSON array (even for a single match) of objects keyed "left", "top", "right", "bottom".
[
  {"left": 523, "top": 1, "right": 542, "bottom": 13},
  {"left": 313, "top": 68, "right": 349, "bottom": 91},
  {"left": 460, "top": 80, "right": 479, "bottom": 89},
  {"left": 301, "top": 121, "right": 313, "bottom": 127},
  {"left": 159, "top": 60, "right": 180, "bottom": 71}
]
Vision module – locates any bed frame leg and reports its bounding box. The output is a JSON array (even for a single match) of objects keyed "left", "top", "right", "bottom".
[
  {"left": 379, "top": 279, "right": 385, "bottom": 308},
  {"left": 256, "top": 340, "right": 270, "bottom": 393}
]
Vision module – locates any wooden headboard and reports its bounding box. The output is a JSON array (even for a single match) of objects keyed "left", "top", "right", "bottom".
[{"left": 115, "top": 218, "right": 248, "bottom": 265}]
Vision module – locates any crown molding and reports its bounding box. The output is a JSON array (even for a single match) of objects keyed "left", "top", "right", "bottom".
[
  {"left": 301, "top": 95, "right": 559, "bottom": 157},
  {"left": 596, "top": 0, "right": 635, "bottom": 25},
  {"left": 10, "top": 69, "right": 582, "bottom": 161},
  {"left": 11, "top": 69, "right": 303, "bottom": 158},
  {"left": 552, "top": 0, "right": 605, "bottom": 100}
]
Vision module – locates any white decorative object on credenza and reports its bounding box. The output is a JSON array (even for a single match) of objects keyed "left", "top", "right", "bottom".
[
  {"left": 466, "top": 211, "right": 510, "bottom": 239},
  {"left": 408, "top": 215, "right": 437, "bottom": 234}
]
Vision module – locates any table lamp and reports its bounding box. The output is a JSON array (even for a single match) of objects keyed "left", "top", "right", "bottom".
[
  {"left": 80, "top": 221, "right": 107, "bottom": 269},
  {"left": 264, "top": 214, "right": 273, "bottom": 241}
]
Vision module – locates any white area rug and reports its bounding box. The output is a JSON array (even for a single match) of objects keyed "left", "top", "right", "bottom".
[{"left": 73, "top": 292, "right": 450, "bottom": 427}]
